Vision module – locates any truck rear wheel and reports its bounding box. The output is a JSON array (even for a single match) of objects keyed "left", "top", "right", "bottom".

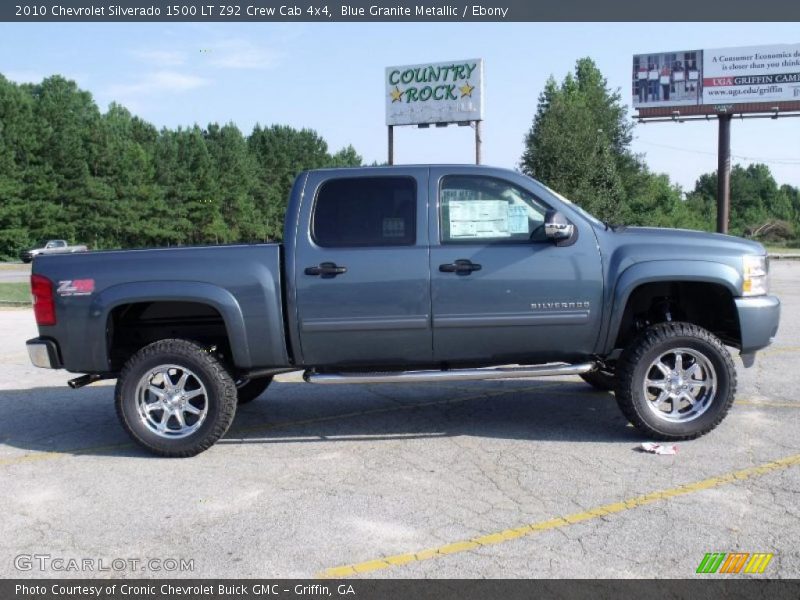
[
  {"left": 236, "top": 377, "right": 273, "bottom": 404},
  {"left": 115, "top": 339, "right": 237, "bottom": 457},
  {"left": 615, "top": 322, "right": 736, "bottom": 440}
]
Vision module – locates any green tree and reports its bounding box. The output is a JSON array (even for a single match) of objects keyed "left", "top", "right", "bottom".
[
  {"left": 248, "top": 125, "right": 361, "bottom": 239},
  {"left": 93, "top": 104, "right": 168, "bottom": 248},
  {"left": 686, "top": 164, "right": 799, "bottom": 239},
  {"left": 0, "top": 75, "right": 33, "bottom": 258},
  {"left": 329, "top": 144, "right": 363, "bottom": 168},
  {"left": 27, "top": 76, "right": 100, "bottom": 244},
  {"left": 519, "top": 58, "right": 725, "bottom": 232},
  {"left": 520, "top": 59, "right": 631, "bottom": 222},
  {"left": 205, "top": 122, "right": 266, "bottom": 242},
  {"left": 0, "top": 73, "right": 366, "bottom": 257}
]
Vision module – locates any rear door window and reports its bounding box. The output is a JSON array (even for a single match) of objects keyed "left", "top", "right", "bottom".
[{"left": 312, "top": 177, "right": 416, "bottom": 247}]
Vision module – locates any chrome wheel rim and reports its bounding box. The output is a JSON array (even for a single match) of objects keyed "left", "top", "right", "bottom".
[
  {"left": 136, "top": 365, "right": 209, "bottom": 439},
  {"left": 642, "top": 347, "right": 717, "bottom": 423}
]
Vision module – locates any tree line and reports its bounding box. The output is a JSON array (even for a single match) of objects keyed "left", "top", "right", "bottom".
[
  {"left": 1, "top": 65, "right": 799, "bottom": 261},
  {"left": 521, "top": 58, "right": 800, "bottom": 245},
  {"left": 0, "top": 75, "right": 361, "bottom": 259}
]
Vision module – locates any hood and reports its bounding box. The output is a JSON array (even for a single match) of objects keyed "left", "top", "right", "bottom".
[{"left": 606, "top": 226, "right": 765, "bottom": 258}]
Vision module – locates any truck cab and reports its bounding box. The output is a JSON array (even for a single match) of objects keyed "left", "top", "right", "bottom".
[{"left": 285, "top": 166, "right": 603, "bottom": 368}]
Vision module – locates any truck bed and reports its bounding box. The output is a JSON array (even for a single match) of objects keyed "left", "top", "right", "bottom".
[{"left": 33, "top": 244, "right": 289, "bottom": 373}]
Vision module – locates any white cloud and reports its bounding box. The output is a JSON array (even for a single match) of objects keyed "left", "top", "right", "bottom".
[
  {"left": 128, "top": 36, "right": 284, "bottom": 73},
  {"left": 3, "top": 70, "right": 45, "bottom": 83},
  {"left": 106, "top": 70, "right": 210, "bottom": 100},
  {"left": 205, "top": 38, "right": 283, "bottom": 70},
  {"left": 147, "top": 70, "right": 209, "bottom": 91},
  {"left": 132, "top": 49, "right": 188, "bottom": 67}
]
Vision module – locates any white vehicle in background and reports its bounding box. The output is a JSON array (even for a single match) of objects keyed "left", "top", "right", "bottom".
[{"left": 20, "top": 240, "right": 88, "bottom": 263}]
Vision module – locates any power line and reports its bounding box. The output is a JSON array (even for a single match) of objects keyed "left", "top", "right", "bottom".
[{"left": 633, "top": 139, "right": 800, "bottom": 166}]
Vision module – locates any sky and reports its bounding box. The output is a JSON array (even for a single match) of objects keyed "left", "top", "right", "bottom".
[{"left": 0, "top": 22, "right": 798, "bottom": 191}]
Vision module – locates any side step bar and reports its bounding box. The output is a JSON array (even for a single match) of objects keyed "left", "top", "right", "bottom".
[{"left": 303, "top": 362, "right": 596, "bottom": 385}]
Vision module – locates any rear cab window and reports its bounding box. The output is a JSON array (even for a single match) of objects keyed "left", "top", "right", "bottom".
[{"left": 312, "top": 177, "right": 417, "bottom": 247}]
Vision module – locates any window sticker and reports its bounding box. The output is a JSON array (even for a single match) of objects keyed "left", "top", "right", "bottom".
[
  {"left": 507, "top": 205, "right": 529, "bottom": 234},
  {"left": 382, "top": 217, "right": 406, "bottom": 238},
  {"left": 448, "top": 199, "right": 510, "bottom": 238}
]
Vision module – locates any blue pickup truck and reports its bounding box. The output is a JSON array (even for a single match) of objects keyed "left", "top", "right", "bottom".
[{"left": 27, "top": 166, "right": 780, "bottom": 456}]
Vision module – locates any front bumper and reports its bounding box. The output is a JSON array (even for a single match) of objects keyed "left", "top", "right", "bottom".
[
  {"left": 26, "top": 338, "right": 62, "bottom": 369},
  {"left": 735, "top": 295, "right": 781, "bottom": 355}
]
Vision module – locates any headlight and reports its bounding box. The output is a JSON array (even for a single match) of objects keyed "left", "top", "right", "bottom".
[{"left": 742, "top": 254, "right": 769, "bottom": 296}]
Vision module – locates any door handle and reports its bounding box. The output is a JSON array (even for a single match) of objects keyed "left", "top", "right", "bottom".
[
  {"left": 304, "top": 262, "right": 347, "bottom": 278},
  {"left": 439, "top": 259, "right": 482, "bottom": 275}
]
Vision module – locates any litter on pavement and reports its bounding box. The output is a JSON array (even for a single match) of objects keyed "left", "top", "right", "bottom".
[{"left": 639, "top": 442, "right": 678, "bottom": 455}]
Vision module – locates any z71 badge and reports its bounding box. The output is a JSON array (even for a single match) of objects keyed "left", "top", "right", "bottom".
[{"left": 56, "top": 279, "right": 95, "bottom": 296}]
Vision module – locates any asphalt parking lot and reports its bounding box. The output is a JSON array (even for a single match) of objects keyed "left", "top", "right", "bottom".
[{"left": 0, "top": 262, "right": 798, "bottom": 579}]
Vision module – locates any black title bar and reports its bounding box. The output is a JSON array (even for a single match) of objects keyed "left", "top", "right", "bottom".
[
  {"left": 4, "top": 580, "right": 800, "bottom": 600},
  {"left": 3, "top": 0, "right": 800, "bottom": 21}
]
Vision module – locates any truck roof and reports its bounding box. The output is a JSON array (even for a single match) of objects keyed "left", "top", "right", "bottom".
[{"left": 309, "top": 164, "right": 503, "bottom": 172}]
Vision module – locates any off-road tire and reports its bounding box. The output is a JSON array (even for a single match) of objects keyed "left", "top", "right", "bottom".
[
  {"left": 236, "top": 377, "right": 273, "bottom": 404},
  {"left": 615, "top": 322, "right": 736, "bottom": 440},
  {"left": 115, "top": 339, "right": 237, "bottom": 457}
]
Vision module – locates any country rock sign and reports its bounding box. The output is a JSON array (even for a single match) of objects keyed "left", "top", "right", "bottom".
[
  {"left": 387, "top": 62, "right": 479, "bottom": 104},
  {"left": 385, "top": 58, "right": 484, "bottom": 127}
]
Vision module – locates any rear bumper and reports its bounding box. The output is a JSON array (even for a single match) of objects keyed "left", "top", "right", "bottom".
[
  {"left": 26, "top": 338, "right": 62, "bottom": 369},
  {"left": 735, "top": 295, "right": 780, "bottom": 355}
]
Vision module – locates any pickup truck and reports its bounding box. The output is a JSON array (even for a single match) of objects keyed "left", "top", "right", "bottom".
[
  {"left": 26, "top": 165, "right": 781, "bottom": 457},
  {"left": 21, "top": 239, "right": 88, "bottom": 263}
]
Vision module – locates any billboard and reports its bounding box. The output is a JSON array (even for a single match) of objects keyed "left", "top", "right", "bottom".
[
  {"left": 632, "top": 50, "right": 702, "bottom": 109},
  {"left": 702, "top": 44, "right": 800, "bottom": 105},
  {"left": 632, "top": 43, "right": 800, "bottom": 113},
  {"left": 385, "top": 58, "right": 484, "bottom": 126}
]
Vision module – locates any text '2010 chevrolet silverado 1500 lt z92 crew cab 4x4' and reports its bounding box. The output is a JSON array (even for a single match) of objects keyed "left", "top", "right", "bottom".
[{"left": 26, "top": 166, "right": 781, "bottom": 457}]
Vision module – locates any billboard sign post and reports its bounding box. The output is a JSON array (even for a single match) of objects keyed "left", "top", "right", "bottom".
[
  {"left": 384, "top": 58, "right": 484, "bottom": 164},
  {"left": 632, "top": 43, "right": 800, "bottom": 234}
]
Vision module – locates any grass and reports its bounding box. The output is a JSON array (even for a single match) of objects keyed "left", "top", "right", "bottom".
[
  {"left": 765, "top": 245, "right": 800, "bottom": 255},
  {"left": 0, "top": 282, "right": 31, "bottom": 304}
]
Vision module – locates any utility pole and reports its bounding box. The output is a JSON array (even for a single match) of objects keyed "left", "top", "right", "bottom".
[{"left": 716, "top": 114, "right": 732, "bottom": 234}]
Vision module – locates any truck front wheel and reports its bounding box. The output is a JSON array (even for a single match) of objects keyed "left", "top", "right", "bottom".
[
  {"left": 115, "top": 339, "right": 238, "bottom": 457},
  {"left": 615, "top": 322, "right": 736, "bottom": 440}
]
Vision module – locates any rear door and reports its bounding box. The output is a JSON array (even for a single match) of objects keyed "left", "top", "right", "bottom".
[
  {"left": 428, "top": 168, "right": 603, "bottom": 365},
  {"left": 293, "top": 170, "right": 432, "bottom": 367}
]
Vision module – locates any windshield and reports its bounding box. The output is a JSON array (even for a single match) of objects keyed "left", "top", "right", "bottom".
[{"left": 541, "top": 184, "right": 606, "bottom": 229}]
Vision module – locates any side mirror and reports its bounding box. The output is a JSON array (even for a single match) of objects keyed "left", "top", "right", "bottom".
[{"left": 544, "top": 209, "right": 574, "bottom": 241}]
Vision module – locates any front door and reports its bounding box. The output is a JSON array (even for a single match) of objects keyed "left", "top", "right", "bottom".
[
  {"left": 429, "top": 169, "right": 603, "bottom": 365},
  {"left": 294, "top": 171, "right": 432, "bottom": 367}
]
